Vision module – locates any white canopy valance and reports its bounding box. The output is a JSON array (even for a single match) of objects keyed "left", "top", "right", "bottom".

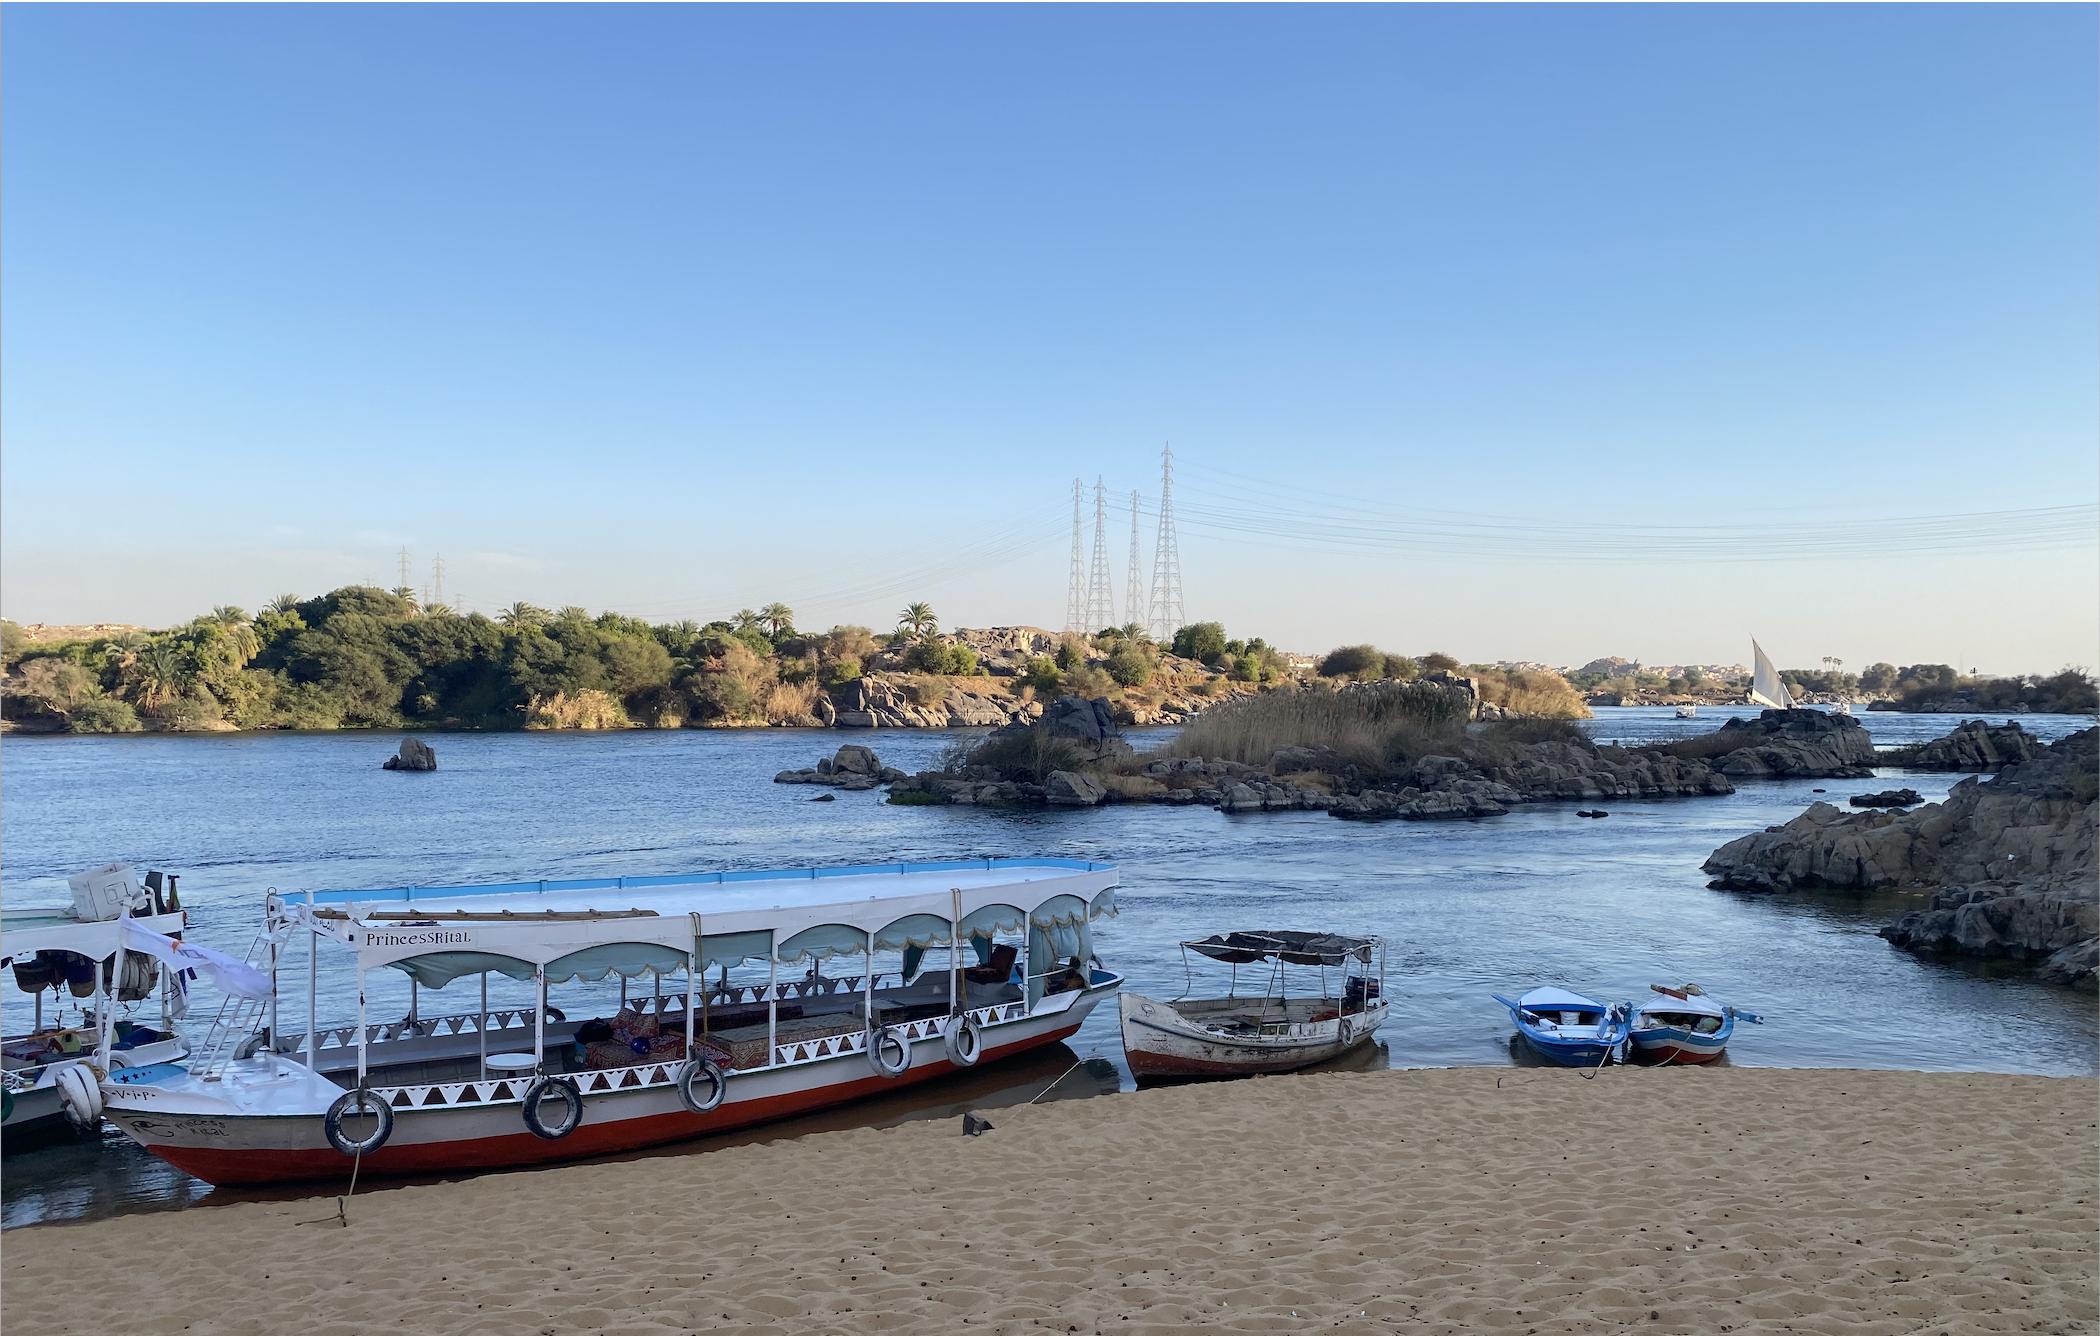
[{"left": 286, "top": 859, "right": 1120, "bottom": 979}]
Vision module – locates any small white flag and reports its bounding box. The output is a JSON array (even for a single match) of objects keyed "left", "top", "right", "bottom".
[{"left": 119, "top": 919, "right": 272, "bottom": 1000}]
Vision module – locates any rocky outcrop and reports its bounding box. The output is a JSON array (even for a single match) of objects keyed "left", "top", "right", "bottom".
[
  {"left": 1707, "top": 709, "right": 1878, "bottom": 779},
  {"left": 1035, "top": 696, "right": 1124, "bottom": 757},
  {"left": 774, "top": 744, "right": 905, "bottom": 791},
  {"left": 1703, "top": 729, "right": 2097, "bottom": 987},
  {"left": 1487, "top": 744, "right": 1734, "bottom": 801},
  {"left": 1880, "top": 720, "right": 2045, "bottom": 772},
  {"left": 1043, "top": 770, "right": 1109, "bottom": 807},
  {"left": 827, "top": 678, "right": 1033, "bottom": 730},
  {"left": 382, "top": 737, "right": 437, "bottom": 771},
  {"left": 1849, "top": 788, "right": 1923, "bottom": 808}
]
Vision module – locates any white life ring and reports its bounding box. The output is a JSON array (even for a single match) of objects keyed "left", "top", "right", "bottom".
[
  {"left": 943, "top": 1013, "right": 982, "bottom": 1068},
  {"left": 53, "top": 1063, "right": 103, "bottom": 1130},
  {"left": 867, "top": 1025, "right": 911, "bottom": 1078},
  {"left": 1338, "top": 1018, "right": 1355, "bottom": 1048},
  {"left": 676, "top": 1058, "right": 727, "bottom": 1114}
]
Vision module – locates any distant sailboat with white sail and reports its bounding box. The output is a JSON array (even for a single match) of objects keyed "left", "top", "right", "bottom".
[{"left": 1748, "top": 638, "right": 1794, "bottom": 709}]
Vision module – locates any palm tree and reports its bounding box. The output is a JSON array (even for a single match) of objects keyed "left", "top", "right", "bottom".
[
  {"left": 498, "top": 601, "right": 545, "bottom": 629},
  {"left": 265, "top": 593, "right": 302, "bottom": 616},
  {"left": 129, "top": 641, "right": 192, "bottom": 710},
  {"left": 757, "top": 603, "right": 795, "bottom": 638},
  {"left": 210, "top": 605, "right": 249, "bottom": 626},
  {"left": 897, "top": 602, "right": 938, "bottom": 640},
  {"left": 732, "top": 609, "right": 763, "bottom": 634},
  {"left": 390, "top": 586, "right": 421, "bottom": 612}
]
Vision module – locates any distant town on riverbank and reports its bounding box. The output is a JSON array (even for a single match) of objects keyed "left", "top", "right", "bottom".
[{"left": 1, "top": 589, "right": 2093, "bottom": 735}]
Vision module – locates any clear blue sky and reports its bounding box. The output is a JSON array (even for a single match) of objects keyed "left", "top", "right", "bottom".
[{"left": 4, "top": 4, "right": 2094, "bottom": 671}]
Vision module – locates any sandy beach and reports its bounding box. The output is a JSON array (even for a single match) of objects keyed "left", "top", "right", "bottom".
[{"left": 3, "top": 1067, "right": 2092, "bottom": 1334}]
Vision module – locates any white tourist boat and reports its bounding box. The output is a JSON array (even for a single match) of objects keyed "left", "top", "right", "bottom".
[
  {"left": 1119, "top": 931, "right": 1386, "bottom": 1080},
  {"left": 87, "top": 858, "right": 1121, "bottom": 1186},
  {"left": 3, "top": 866, "right": 190, "bottom": 1140},
  {"left": 1675, "top": 704, "right": 1699, "bottom": 719}
]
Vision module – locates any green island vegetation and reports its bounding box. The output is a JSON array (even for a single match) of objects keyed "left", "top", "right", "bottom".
[
  {"left": 1811, "top": 662, "right": 2095, "bottom": 714},
  {"left": 1561, "top": 656, "right": 2095, "bottom": 714},
  {"left": 0, "top": 597, "right": 1357, "bottom": 735},
  {"left": 0, "top": 596, "right": 1593, "bottom": 736}
]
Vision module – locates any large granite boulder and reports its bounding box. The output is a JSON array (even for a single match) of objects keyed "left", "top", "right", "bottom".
[
  {"left": 826, "top": 677, "right": 1029, "bottom": 729},
  {"left": 1704, "top": 729, "right": 2097, "bottom": 987},
  {"left": 1881, "top": 720, "right": 2046, "bottom": 772},
  {"left": 1706, "top": 709, "right": 1878, "bottom": 779},
  {"left": 1043, "top": 770, "right": 1109, "bottom": 807},
  {"left": 382, "top": 737, "right": 437, "bottom": 771}
]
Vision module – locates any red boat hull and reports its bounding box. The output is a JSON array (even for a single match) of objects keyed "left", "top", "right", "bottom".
[{"left": 144, "top": 1022, "right": 1077, "bottom": 1186}]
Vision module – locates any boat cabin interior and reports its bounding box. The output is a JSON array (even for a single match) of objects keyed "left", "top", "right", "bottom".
[
  {"left": 1635, "top": 1008, "right": 1725, "bottom": 1035},
  {"left": 289, "top": 960, "right": 1047, "bottom": 1091},
  {"left": 1150, "top": 994, "right": 1360, "bottom": 1038}
]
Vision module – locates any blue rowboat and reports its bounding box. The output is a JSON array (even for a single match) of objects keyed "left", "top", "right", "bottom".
[
  {"left": 1492, "top": 987, "right": 1629, "bottom": 1068},
  {"left": 1627, "top": 984, "right": 1762, "bottom": 1065}
]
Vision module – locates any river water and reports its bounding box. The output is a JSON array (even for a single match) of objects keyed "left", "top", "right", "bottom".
[{"left": 3, "top": 706, "right": 2093, "bottom": 1227}]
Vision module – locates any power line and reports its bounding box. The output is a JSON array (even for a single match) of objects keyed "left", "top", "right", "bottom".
[
  {"left": 1065, "top": 478, "right": 1088, "bottom": 633},
  {"left": 1148, "top": 443, "right": 1186, "bottom": 642},
  {"left": 1084, "top": 477, "right": 1116, "bottom": 631},
  {"left": 1125, "top": 489, "right": 1148, "bottom": 634}
]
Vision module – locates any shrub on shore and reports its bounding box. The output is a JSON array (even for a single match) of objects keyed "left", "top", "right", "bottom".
[
  {"left": 948, "top": 727, "right": 1086, "bottom": 783},
  {"left": 1164, "top": 681, "right": 1473, "bottom": 770},
  {"left": 67, "top": 697, "right": 143, "bottom": 734},
  {"left": 1470, "top": 666, "right": 1590, "bottom": 719},
  {"left": 525, "top": 689, "right": 631, "bottom": 730}
]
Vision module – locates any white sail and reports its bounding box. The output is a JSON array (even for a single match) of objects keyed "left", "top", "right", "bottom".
[{"left": 1748, "top": 638, "right": 1793, "bottom": 709}]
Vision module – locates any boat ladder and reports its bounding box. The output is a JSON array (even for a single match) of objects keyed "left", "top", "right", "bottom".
[{"left": 186, "top": 930, "right": 273, "bottom": 1081}]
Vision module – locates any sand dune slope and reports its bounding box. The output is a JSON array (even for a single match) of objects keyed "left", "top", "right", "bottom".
[{"left": 4, "top": 1068, "right": 2093, "bottom": 1334}]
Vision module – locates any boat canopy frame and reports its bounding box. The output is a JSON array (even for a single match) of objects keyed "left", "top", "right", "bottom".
[
  {"left": 255, "top": 858, "right": 1120, "bottom": 1091},
  {"left": 1172, "top": 930, "right": 1386, "bottom": 1010}
]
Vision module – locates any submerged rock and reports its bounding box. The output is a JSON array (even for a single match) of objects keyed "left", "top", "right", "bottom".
[
  {"left": 382, "top": 737, "right": 437, "bottom": 771},
  {"left": 1849, "top": 788, "right": 1923, "bottom": 809}
]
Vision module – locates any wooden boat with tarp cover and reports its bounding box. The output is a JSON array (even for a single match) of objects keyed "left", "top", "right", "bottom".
[
  {"left": 1118, "top": 930, "right": 1386, "bottom": 1081},
  {"left": 3, "top": 866, "right": 191, "bottom": 1142},
  {"left": 88, "top": 858, "right": 1122, "bottom": 1186}
]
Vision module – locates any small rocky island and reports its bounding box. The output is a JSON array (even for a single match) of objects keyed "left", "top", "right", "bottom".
[
  {"left": 775, "top": 686, "right": 2095, "bottom": 990},
  {"left": 786, "top": 687, "right": 1902, "bottom": 819},
  {"left": 1703, "top": 729, "right": 2097, "bottom": 989}
]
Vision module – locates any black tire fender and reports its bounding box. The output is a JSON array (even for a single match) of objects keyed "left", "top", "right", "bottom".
[
  {"left": 942, "top": 1013, "right": 982, "bottom": 1068},
  {"left": 521, "top": 1075, "right": 583, "bottom": 1140},
  {"left": 676, "top": 1058, "right": 727, "bottom": 1115},
  {"left": 867, "top": 1026, "right": 911, "bottom": 1078},
  {"left": 324, "top": 1088, "right": 394, "bottom": 1156}
]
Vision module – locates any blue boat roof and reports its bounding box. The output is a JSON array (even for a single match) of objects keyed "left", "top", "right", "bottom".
[
  {"left": 1516, "top": 986, "right": 1607, "bottom": 1012},
  {"left": 295, "top": 857, "right": 1115, "bottom": 909}
]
